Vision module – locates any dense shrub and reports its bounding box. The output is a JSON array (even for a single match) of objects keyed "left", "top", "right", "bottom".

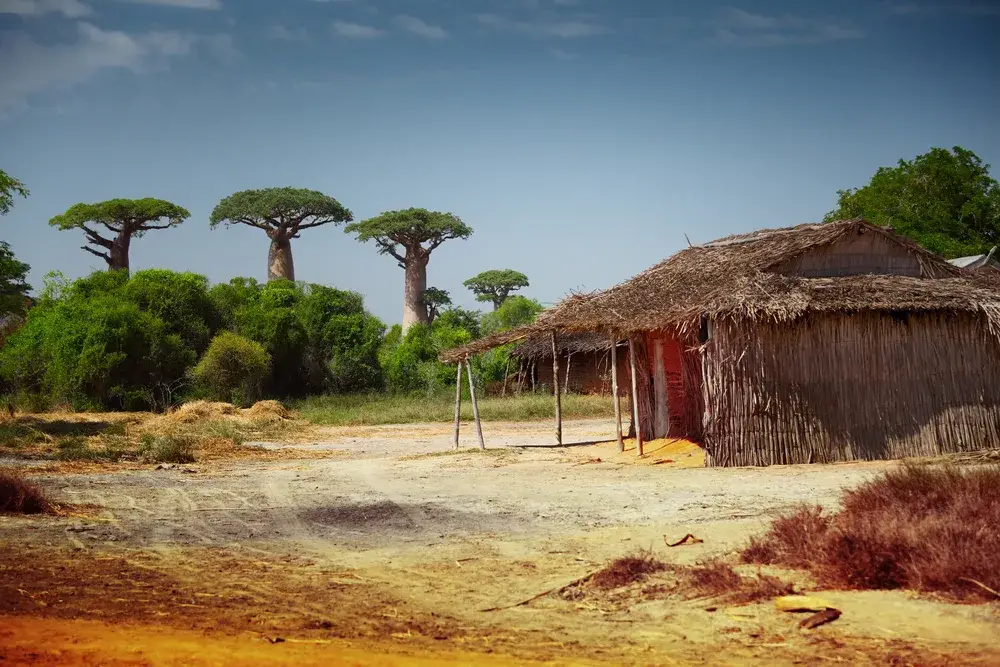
[
  {"left": 192, "top": 332, "right": 271, "bottom": 407},
  {"left": 742, "top": 463, "right": 1000, "bottom": 600}
]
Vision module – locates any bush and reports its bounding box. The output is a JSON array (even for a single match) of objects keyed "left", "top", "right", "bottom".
[
  {"left": 0, "top": 470, "right": 52, "bottom": 514},
  {"left": 742, "top": 463, "right": 1000, "bottom": 600},
  {"left": 192, "top": 332, "right": 271, "bottom": 407}
]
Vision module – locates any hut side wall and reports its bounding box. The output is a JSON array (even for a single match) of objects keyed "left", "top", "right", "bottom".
[
  {"left": 535, "top": 347, "right": 629, "bottom": 395},
  {"left": 702, "top": 312, "right": 1000, "bottom": 467},
  {"left": 772, "top": 232, "right": 923, "bottom": 278}
]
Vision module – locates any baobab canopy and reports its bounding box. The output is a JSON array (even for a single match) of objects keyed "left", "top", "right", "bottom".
[
  {"left": 210, "top": 187, "right": 353, "bottom": 283},
  {"left": 346, "top": 207, "right": 472, "bottom": 330},
  {"left": 49, "top": 198, "right": 189, "bottom": 273}
]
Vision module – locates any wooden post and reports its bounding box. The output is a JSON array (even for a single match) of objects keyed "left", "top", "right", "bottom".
[
  {"left": 628, "top": 337, "right": 644, "bottom": 457},
  {"left": 563, "top": 352, "right": 572, "bottom": 395},
  {"left": 610, "top": 336, "right": 624, "bottom": 453},
  {"left": 551, "top": 331, "right": 562, "bottom": 446},
  {"left": 516, "top": 359, "right": 526, "bottom": 395},
  {"left": 530, "top": 361, "right": 537, "bottom": 392},
  {"left": 501, "top": 356, "right": 511, "bottom": 397},
  {"left": 453, "top": 362, "right": 463, "bottom": 449},
  {"left": 465, "top": 358, "right": 485, "bottom": 450},
  {"left": 652, "top": 337, "right": 669, "bottom": 439}
]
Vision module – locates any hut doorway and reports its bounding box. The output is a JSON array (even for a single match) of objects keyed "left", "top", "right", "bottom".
[{"left": 645, "top": 332, "right": 704, "bottom": 443}]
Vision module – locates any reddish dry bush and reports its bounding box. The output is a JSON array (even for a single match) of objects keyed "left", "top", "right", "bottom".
[
  {"left": 0, "top": 470, "right": 52, "bottom": 514},
  {"left": 742, "top": 464, "right": 1000, "bottom": 601},
  {"left": 590, "top": 550, "right": 667, "bottom": 590},
  {"left": 677, "top": 560, "right": 794, "bottom": 605}
]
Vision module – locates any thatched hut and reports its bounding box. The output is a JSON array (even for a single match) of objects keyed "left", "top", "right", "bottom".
[
  {"left": 443, "top": 219, "right": 1000, "bottom": 467},
  {"left": 511, "top": 333, "right": 626, "bottom": 395}
]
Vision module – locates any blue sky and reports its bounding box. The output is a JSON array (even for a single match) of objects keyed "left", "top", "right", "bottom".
[{"left": 1, "top": 0, "right": 998, "bottom": 325}]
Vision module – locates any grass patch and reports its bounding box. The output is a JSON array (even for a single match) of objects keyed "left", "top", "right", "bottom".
[
  {"left": 295, "top": 393, "right": 614, "bottom": 426},
  {"left": 673, "top": 560, "right": 794, "bottom": 605},
  {"left": 741, "top": 463, "right": 1000, "bottom": 601},
  {"left": 0, "top": 469, "right": 53, "bottom": 514}
]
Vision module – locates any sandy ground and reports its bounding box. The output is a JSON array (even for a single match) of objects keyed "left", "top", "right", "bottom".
[{"left": 2, "top": 417, "right": 999, "bottom": 665}]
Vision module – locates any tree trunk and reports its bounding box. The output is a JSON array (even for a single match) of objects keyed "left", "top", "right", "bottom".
[
  {"left": 109, "top": 233, "right": 131, "bottom": 273},
  {"left": 268, "top": 236, "right": 295, "bottom": 282},
  {"left": 402, "top": 252, "right": 429, "bottom": 332}
]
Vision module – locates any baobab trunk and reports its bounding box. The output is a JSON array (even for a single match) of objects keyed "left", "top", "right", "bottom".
[
  {"left": 268, "top": 237, "right": 295, "bottom": 282},
  {"left": 402, "top": 252, "right": 429, "bottom": 331},
  {"left": 109, "top": 234, "right": 131, "bottom": 273}
]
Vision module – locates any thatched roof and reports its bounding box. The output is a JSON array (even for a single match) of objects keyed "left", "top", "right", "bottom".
[
  {"left": 440, "top": 219, "right": 1000, "bottom": 363},
  {"left": 512, "top": 332, "right": 619, "bottom": 360}
]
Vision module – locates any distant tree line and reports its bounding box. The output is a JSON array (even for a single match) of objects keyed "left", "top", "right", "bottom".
[{"left": 0, "top": 144, "right": 997, "bottom": 409}]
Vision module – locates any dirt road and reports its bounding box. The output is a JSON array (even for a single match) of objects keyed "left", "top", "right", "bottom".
[{"left": 2, "top": 418, "right": 999, "bottom": 665}]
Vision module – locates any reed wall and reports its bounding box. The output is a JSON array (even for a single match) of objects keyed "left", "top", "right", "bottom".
[{"left": 701, "top": 312, "right": 1000, "bottom": 467}]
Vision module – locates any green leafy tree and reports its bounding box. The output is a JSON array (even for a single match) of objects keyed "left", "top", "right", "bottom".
[
  {"left": 481, "top": 295, "right": 543, "bottom": 336},
  {"left": 423, "top": 287, "right": 451, "bottom": 323},
  {"left": 346, "top": 208, "right": 473, "bottom": 331},
  {"left": 0, "top": 169, "right": 29, "bottom": 216},
  {"left": 210, "top": 188, "right": 353, "bottom": 282},
  {"left": 49, "top": 198, "right": 189, "bottom": 273},
  {"left": 825, "top": 146, "right": 1000, "bottom": 258},
  {"left": 0, "top": 242, "right": 31, "bottom": 318},
  {"left": 435, "top": 306, "right": 481, "bottom": 339},
  {"left": 192, "top": 332, "right": 271, "bottom": 407},
  {"left": 464, "top": 269, "right": 529, "bottom": 310}
]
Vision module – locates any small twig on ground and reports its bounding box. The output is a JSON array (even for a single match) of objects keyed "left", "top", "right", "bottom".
[
  {"left": 959, "top": 577, "right": 1000, "bottom": 598},
  {"left": 480, "top": 572, "right": 597, "bottom": 612},
  {"left": 665, "top": 533, "right": 704, "bottom": 547}
]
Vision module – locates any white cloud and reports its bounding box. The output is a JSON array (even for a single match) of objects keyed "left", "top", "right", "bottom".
[
  {"left": 115, "top": 0, "right": 221, "bottom": 9},
  {"left": 266, "top": 24, "right": 307, "bottom": 41},
  {"left": 711, "top": 7, "right": 863, "bottom": 46},
  {"left": 332, "top": 20, "right": 384, "bottom": 38},
  {"left": 0, "top": 22, "right": 233, "bottom": 116},
  {"left": 475, "top": 12, "right": 609, "bottom": 38},
  {"left": 0, "top": 0, "right": 91, "bottom": 17},
  {"left": 395, "top": 14, "right": 446, "bottom": 39}
]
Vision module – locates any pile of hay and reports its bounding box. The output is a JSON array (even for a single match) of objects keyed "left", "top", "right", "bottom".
[
  {"left": 242, "top": 400, "right": 291, "bottom": 422},
  {"left": 0, "top": 470, "right": 53, "bottom": 515},
  {"left": 162, "top": 401, "right": 240, "bottom": 424}
]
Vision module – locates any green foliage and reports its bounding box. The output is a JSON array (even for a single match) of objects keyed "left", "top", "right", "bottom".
[
  {"left": 192, "top": 332, "right": 271, "bottom": 407},
  {"left": 826, "top": 146, "right": 1000, "bottom": 258},
  {"left": 463, "top": 269, "right": 530, "bottom": 309},
  {"left": 0, "top": 241, "right": 31, "bottom": 317},
  {"left": 435, "top": 306, "right": 482, "bottom": 339},
  {"left": 49, "top": 198, "right": 189, "bottom": 236},
  {"left": 0, "top": 169, "right": 29, "bottom": 216},
  {"left": 209, "top": 188, "right": 352, "bottom": 231},
  {"left": 208, "top": 278, "right": 384, "bottom": 397},
  {"left": 423, "top": 287, "right": 451, "bottom": 322},
  {"left": 377, "top": 320, "right": 472, "bottom": 394},
  {"left": 481, "top": 295, "right": 543, "bottom": 336},
  {"left": 345, "top": 208, "right": 472, "bottom": 257},
  {"left": 121, "top": 270, "right": 218, "bottom": 354}
]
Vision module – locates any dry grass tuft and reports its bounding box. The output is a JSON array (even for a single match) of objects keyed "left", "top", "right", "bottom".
[
  {"left": 0, "top": 469, "right": 53, "bottom": 514},
  {"left": 590, "top": 550, "right": 667, "bottom": 590},
  {"left": 742, "top": 463, "right": 1000, "bottom": 601},
  {"left": 243, "top": 400, "right": 291, "bottom": 422},
  {"left": 673, "top": 560, "right": 795, "bottom": 605}
]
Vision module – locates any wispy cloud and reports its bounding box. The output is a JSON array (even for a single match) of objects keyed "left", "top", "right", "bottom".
[
  {"left": 550, "top": 47, "right": 578, "bottom": 60},
  {"left": 0, "top": 0, "right": 91, "bottom": 17},
  {"left": 267, "top": 24, "right": 307, "bottom": 41},
  {"left": 711, "top": 7, "right": 863, "bottom": 46},
  {"left": 395, "top": 15, "right": 447, "bottom": 39},
  {"left": 114, "top": 0, "right": 222, "bottom": 8},
  {"left": 476, "top": 13, "right": 610, "bottom": 38},
  {"left": 881, "top": 1, "right": 1000, "bottom": 16},
  {"left": 332, "top": 20, "right": 384, "bottom": 38},
  {"left": 0, "top": 22, "right": 206, "bottom": 115}
]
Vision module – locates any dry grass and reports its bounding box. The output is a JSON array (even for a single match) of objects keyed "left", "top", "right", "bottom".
[
  {"left": 742, "top": 463, "right": 1000, "bottom": 601},
  {"left": 0, "top": 469, "right": 53, "bottom": 514},
  {"left": 590, "top": 550, "right": 667, "bottom": 590},
  {"left": 672, "top": 560, "right": 794, "bottom": 605}
]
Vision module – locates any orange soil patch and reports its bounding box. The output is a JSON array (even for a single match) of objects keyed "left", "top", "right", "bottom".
[
  {"left": 588, "top": 438, "right": 705, "bottom": 468},
  {"left": 0, "top": 616, "right": 569, "bottom": 667}
]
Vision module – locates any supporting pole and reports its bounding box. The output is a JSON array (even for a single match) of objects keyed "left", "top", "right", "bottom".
[
  {"left": 501, "top": 356, "right": 511, "bottom": 397},
  {"left": 453, "top": 362, "right": 463, "bottom": 449},
  {"left": 516, "top": 359, "right": 526, "bottom": 395},
  {"left": 610, "top": 336, "right": 624, "bottom": 453},
  {"left": 551, "top": 331, "right": 562, "bottom": 446},
  {"left": 628, "top": 337, "right": 644, "bottom": 457},
  {"left": 465, "top": 358, "right": 485, "bottom": 450},
  {"left": 563, "top": 352, "right": 572, "bottom": 395},
  {"left": 531, "top": 361, "right": 537, "bottom": 392}
]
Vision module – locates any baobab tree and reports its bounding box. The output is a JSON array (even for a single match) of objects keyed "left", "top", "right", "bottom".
[
  {"left": 423, "top": 287, "right": 451, "bottom": 324},
  {"left": 464, "top": 269, "right": 529, "bottom": 310},
  {"left": 210, "top": 188, "right": 353, "bottom": 282},
  {"left": 49, "top": 198, "right": 189, "bottom": 273},
  {"left": 346, "top": 208, "right": 472, "bottom": 330}
]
